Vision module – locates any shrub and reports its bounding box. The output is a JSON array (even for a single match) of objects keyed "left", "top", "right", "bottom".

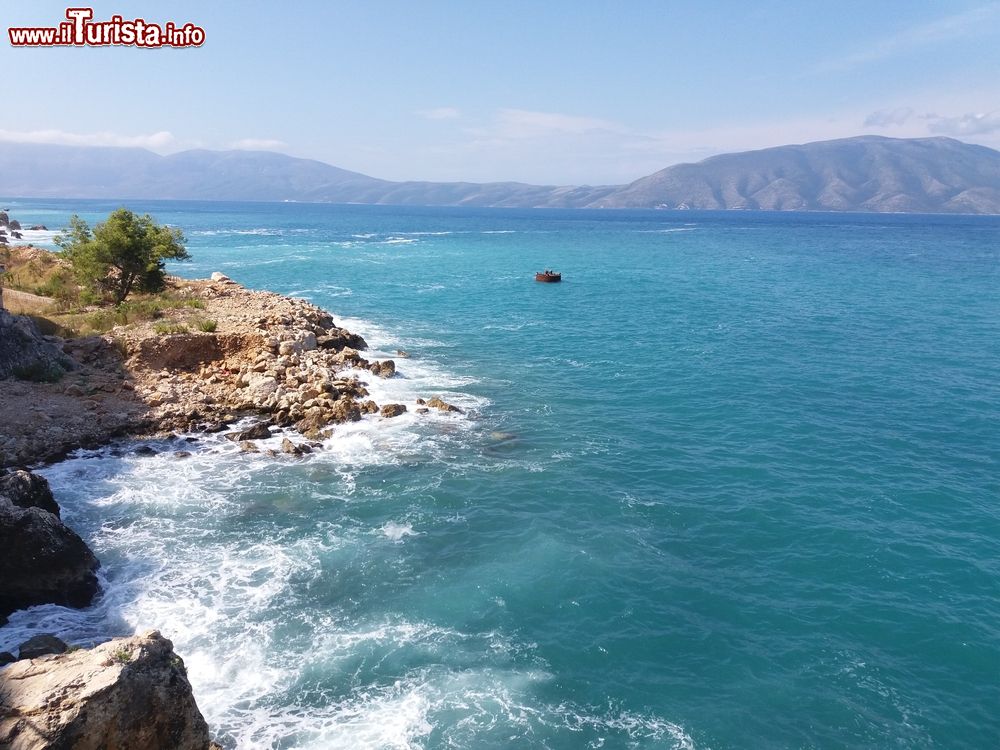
[
  {"left": 12, "top": 361, "right": 65, "bottom": 383},
  {"left": 194, "top": 318, "right": 217, "bottom": 332}
]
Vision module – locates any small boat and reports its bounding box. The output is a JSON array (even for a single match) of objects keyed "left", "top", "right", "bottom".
[{"left": 535, "top": 269, "right": 561, "bottom": 283}]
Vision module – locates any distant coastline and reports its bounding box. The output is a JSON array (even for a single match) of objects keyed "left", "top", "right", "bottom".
[{"left": 2, "top": 134, "right": 1000, "bottom": 214}]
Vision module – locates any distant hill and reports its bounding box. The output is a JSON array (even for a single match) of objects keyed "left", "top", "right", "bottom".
[
  {"left": 1, "top": 136, "right": 999, "bottom": 213},
  {"left": 593, "top": 136, "right": 1000, "bottom": 213}
]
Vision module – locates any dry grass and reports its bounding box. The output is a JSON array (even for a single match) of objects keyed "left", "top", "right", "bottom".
[
  {"left": 1, "top": 288, "right": 58, "bottom": 315},
  {"left": 2, "top": 245, "right": 212, "bottom": 337},
  {"left": 0, "top": 245, "right": 77, "bottom": 306}
]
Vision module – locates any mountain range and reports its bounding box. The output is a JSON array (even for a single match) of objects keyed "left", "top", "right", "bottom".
[{"left": 2, "top": 135, "right": 999, "bottom": 214}]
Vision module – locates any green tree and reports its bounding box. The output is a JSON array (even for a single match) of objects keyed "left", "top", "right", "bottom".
[{"left": 57, "top": 209, "right": 189, "bottom": 304}]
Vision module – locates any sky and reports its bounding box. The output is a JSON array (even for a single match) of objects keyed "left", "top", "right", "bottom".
[{"left": 1, "top": 0, "right": 999, "bottom": 185}]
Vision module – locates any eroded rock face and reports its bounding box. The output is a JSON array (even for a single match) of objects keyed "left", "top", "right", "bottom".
[
  {"left": 0, "top": 495, "right": 100, "bottom": 620},
  {"left": 0, "top": 631, "right": 213, "bottom": 750},
  {"left": 0, "top": 311, "right": 74, "bottom": 382}
]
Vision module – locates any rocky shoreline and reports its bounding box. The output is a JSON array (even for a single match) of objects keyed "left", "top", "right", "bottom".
[
  {"left": 1, "top": 271, "right": 463, "bottom": 468},
  {"left": 0, "top": 270, "right": 465, "bottom": 748}
]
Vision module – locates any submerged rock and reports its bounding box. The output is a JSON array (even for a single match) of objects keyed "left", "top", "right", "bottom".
[{"left": 0, "top": 631, "right": 213, "bottom": 749}]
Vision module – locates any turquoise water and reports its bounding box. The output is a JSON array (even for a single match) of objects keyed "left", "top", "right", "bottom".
[{"left": 1, "top": 200, "right": 998, "bottom": 749}]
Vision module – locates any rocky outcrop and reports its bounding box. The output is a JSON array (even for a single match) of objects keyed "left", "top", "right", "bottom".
[
  {"left": 0, "top": 272, "right": 458, "bottom": 469},
  {"left": 426, "top": 396, "right": 463, "bottom": 413},
  {"left": 0, "top": 311, "right": 74, "bottom": 383},
  {"left": 15, "top": 635, "right": 67, "bottom": 660},
  {"left": 0, "top": 486, "right": 100, "bottom": 621},
  {"left": 0, "top": 470, "right": 60, "bottom": 517},
  {"left": 225, "top": 422, "right": 272, "bottom": 442},
  {"left": 0, "top": 630, "right": 213, "bottom": 750},
  {"left": 380, "top": 403, "right": 407, "bottom": 418}
]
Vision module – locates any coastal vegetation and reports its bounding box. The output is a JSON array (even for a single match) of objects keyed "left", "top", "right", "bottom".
[
  {"left": 1, "top": 240, "right": 203, "bottom": 337},
  {"left": 56, "top": 208, "right": 189, "bottom": 304}
]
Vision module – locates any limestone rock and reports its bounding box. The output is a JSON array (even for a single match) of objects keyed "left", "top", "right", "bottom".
[
  {"left": 328, "top": 398, "right": 361, "bottom": 424},
  {"left": 294, "top": 412, "right": 327, "bottom": 440},
  {"left": 0, "top": 495, "right": 100, "bottom": 620},
  {"left": 247, "top": 374, "right": 279, "bottom": 400},
  {"left": 426, "top": 396, "right": 463, "bottom": 413},
  {"left": 209, "top": 272, "right": 230, "bottom": 282},
  {"left": 280, "top": 437, "right": 311, "bottom": 456},
  {"left": 380, "top": 403, "right": 407, "bottom": 418},
  {"left": 369, "top": 359, "right": 396, "bottom": 378},
  {"left": 0, "top": 631, "right": 212, "bottom": 750}
]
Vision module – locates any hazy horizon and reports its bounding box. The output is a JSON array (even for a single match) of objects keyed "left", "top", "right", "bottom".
[{"left": 2, "top": 1, "right": 999, "bottom": 184}]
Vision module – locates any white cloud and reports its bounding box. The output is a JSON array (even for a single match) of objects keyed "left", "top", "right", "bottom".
[
  {"left": 864, "top": 107, "right": 915, "bottom": 128},
  {"left": 927, "top": 110, "right": 1000, "bottom": 136},
  {"left": 416, "top": 107, "right": 461, "bottom": 120},
  {"left": 814, "top": 4, "right": 1000, "bottom": 73},
  {"left": 0, "top": 128, "right": 177, "bottom": 150},
  {"left": 229, "top": 138, "right": 289, "bottom": 151}
]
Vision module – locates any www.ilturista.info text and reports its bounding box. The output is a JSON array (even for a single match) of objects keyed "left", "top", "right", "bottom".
[{"left": 8, "top": 8, "right": 205, "bottom": 48}]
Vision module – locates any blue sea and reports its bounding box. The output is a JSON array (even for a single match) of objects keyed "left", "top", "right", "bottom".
[{"left": 1, "top": 199, "right": 998, "bottom": 749}]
